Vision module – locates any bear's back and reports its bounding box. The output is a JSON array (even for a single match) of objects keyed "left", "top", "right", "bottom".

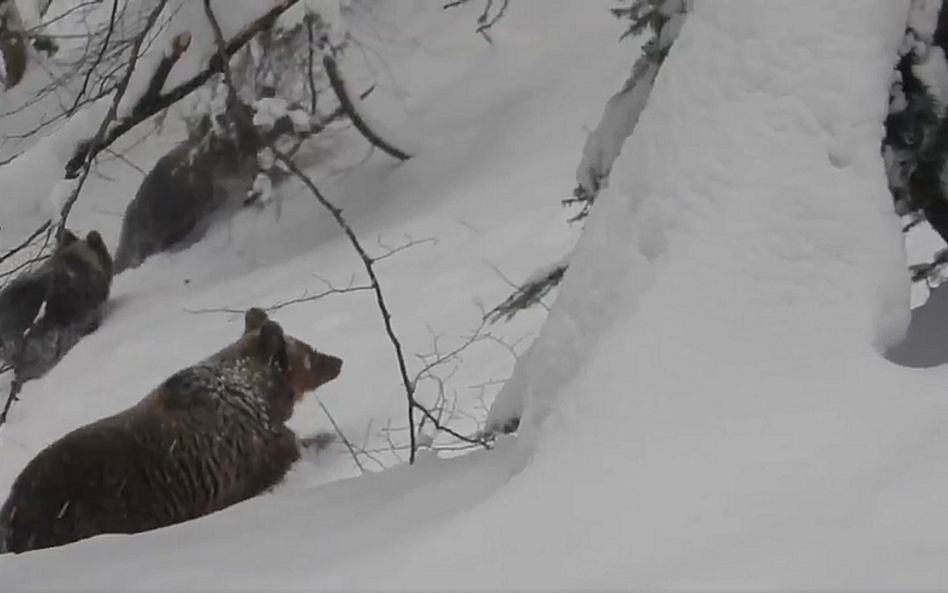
[{"left": 0, "top": 362, "right": 299, "bottom": 554}]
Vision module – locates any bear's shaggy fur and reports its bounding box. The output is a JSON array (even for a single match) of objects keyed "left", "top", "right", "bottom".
[
  {"left": 0, "top": 229, "right": 113, "bottom": 380},
  {"left": 0, "top": 309, "right": 342, "bottom": 554},
  {"left": 113, "top": 135, "right": 256, "bottom": 273}
]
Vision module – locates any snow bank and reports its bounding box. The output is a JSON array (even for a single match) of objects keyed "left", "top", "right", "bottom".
[{"left": 326, "top": 1, "right": 948, "bottom": 588}]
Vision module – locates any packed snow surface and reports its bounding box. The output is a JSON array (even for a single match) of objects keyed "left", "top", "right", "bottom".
[{"left": 3, "top": 0, "right": 948, "bottom": 590}]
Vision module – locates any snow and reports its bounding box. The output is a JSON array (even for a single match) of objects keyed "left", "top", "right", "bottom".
[
  {"left": 2, "top": 0, "right": 948, "bottom": 590},
  {"left": 574, "top": 1, "right": 688, "bottom": 201},
  {"left": 44, "top": 178, "right": 77, "bottom": 225},
  {"left": 252, "top": 97, "right": 291, "bottom": 130},
  {"left": 913, "top": 45, "right": 948, "bottom": 109}
]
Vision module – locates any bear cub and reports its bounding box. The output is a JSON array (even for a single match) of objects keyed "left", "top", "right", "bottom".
[
  {"left": 0, "top": 228, "right": 113, "bottom": 381},
  {"left": 0, "top": 308, "right": 342, "bottom": 554}
]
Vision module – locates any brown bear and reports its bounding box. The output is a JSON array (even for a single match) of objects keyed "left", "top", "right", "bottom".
[
  {"left": 112, "top": 121, "right": 259, "bottom": 274},
  {"left": 0, "top": 308, "right": 342, "bottom": 554},
  {"left": 0, "top": 228, "right": 113, "bottom": 381}
]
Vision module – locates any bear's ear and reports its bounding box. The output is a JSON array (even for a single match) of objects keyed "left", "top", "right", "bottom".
[
  {"left": 56, "top": 229, "right": 79, "bottom": 252},
  {"left": 85, "top": 230, "right": 105, "bottom": 249},
  {"left": 244, "top": 307, "right": 269, "bottom": 334},
  {"left": 258, "top": 320, "right": 288, "bottom": 374}
]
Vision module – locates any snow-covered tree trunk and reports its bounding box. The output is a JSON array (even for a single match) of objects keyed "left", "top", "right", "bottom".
[
  {"left": 572, "top": 0, "right": 691, "bottom": 217},
  {"left": 485, "top": 0, "right": 691, "bottom": 325},
  {"left": 490, "top": 3, "right": 914, "bottom": 457},
  {"left": 321, "top": 2, "right": 947, "bottom": 588}
]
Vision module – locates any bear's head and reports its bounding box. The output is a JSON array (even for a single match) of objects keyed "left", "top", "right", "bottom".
[
  {"left": 237, "top": 308, "right": 343, "bottom": 403},
  {"left": 55, "top": 228, "right": 113, "bottom": 279},
  {"left": 81, "top": 230, "right": 112, "bottom": 274}
]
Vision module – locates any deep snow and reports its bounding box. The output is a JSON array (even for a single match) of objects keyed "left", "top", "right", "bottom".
[{"left": 2, "top": 0, "right": 948, "bottom": 590}]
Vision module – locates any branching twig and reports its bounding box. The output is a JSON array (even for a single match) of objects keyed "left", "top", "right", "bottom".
[
  {"left": 475, "top": 0, "right": 510, "bottom": 41},
  {"left": 443, "top": 0, "right": 511, "bottom": 42},
  {"left": 67, "top": 0, "right": 120, "bottom": 116},
  {"left": 185, "top": 278, "right": 372, "bottom": 315},
  {"left": 373, "top": 235, "right": 436, "bottom": 263},
  {"left": 271, "top": 149, "right": 424, "bottom": 460},
  {"left": 0, "top": 221, "right": 50, "bottom": 268}
]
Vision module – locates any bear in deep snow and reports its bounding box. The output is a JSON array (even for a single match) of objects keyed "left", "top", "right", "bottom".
[
  {"left": 112, "top": 131, "right": 256, "bottom": 273},
  {"left": 0, "top": 228, "right": 113, "bottom": 381},
  {"left": 0, "top": 308, "right": 343, "bottom": 554}
]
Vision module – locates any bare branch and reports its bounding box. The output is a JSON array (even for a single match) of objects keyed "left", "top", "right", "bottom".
[
  {"left": 0, "top": 222, "right": 51, "bottom": 268},
  {"left": 67, "top": 0, "right": 120, "bottom": 116},
  {"left": 323, "top": 54, "right": 412, "bottom": 161},
  {"left": 475, "top": 0, "right": 510, "bottom": 41},
  {"left": 372, "top": 235, "right": 436, "bottom": 262},
  {"left": 271, "top": 149, "right": 423, "bottom": 460},
  {"left": 184, "top": 280, "right": 372, "bottom": 316},
  {"left": 65, "top": 0, "right": 301, "bottom": 178}
]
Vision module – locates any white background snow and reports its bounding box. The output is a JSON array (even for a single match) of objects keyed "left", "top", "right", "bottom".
[{"left": 1, "top": 0, "right": 948, "bottom": 589}]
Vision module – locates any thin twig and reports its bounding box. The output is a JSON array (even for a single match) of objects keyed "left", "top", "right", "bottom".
[
  {"left": 0, "top": 221, "right": 50, "bottom": 267},
  {"left": 316, "top": 397, "right": 365, "bottom": 473},
  {"left": 67, "top": 0, "right": 120, "bottom": 116},
  {"left": 185, "top": 283, "right": 372, "bottom": 315}
]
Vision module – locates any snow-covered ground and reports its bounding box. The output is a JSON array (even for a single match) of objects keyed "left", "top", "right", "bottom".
[{"left": 2, "top": 0, "right": 948, "bottom": 589}]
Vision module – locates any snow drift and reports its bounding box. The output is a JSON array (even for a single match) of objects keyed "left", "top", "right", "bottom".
[{"left": 325, "top": 1, "right": 948, "bottom": 588}]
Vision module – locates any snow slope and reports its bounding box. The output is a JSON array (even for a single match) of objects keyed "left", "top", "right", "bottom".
[
  {"left": 4, "top": 0, "right": 948, "bottom": 590},
  {"left": 0, "top": 0, "right": 627, "bottom": 588},
  {"left": 316, "top": 2, "right": 948, "bottom": 588}
]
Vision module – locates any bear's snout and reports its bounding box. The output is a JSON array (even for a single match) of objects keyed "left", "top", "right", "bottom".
[{"left": 320, "top": 354, "right": 342, "bottom": 379}]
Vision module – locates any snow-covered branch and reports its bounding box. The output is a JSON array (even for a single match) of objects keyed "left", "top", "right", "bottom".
[{"left": 64, "top": 0, "right": 301, "bottom": 178}]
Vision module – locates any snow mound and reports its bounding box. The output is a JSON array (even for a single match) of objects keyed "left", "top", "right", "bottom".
[{"left": 325, "top": 1, "right": 948, "bottom": 588}]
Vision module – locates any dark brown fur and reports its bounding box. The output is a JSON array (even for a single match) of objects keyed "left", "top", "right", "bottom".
[
  {"left": 0, "top": 309, "right": 342, "bottom": 554},
  {"left": 0, "top": 229, "right": 113, "bottom": 377},
  {"left": 113, "top": 131, "right": 258, "bottom": 273}
]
